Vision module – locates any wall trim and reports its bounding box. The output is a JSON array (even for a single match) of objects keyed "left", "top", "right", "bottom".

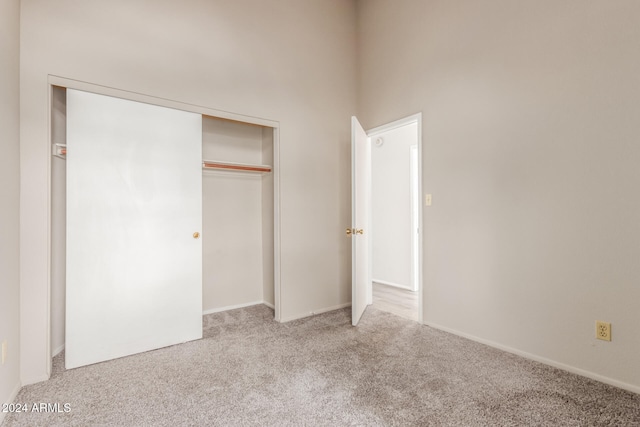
[
  {"left": 48, "top": 75, "right": 279, "bottom": 128},
  {"left": 52, "top": 344, "right": 65, "bottom": 357},
  {"left": 367, "top": 113, "right": 423, "bottom": 137},
  {"left": 280, "top": 303, "right": 352, "bottom": 323},
  {"left": 20, "top": 374, "right": 50, "bottom": 387},
  {"left": 425, "top": 321, "right": 640, "bottom": 395},
  {"left": 372, "top": 279, "right": 413, "bottom": 291},
  {"left": 0, "top": 381, "right": 23, "bottom": 425},
  {"left": 202, "top": 301, "right": 266, "bottom": 315}
]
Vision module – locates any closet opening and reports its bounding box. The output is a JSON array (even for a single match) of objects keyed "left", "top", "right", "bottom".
[
  {"left": 50, "top": 83, "right": 280, "bottom": 363},
  {"left": 201, "top": 115, "right": 276, "bottom": 315}
]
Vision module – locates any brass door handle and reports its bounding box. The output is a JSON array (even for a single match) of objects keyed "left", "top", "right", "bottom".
[
  {"left": 193, "top": 232, "right": 200, "bottom": 239},
  {"left": 346, "top": 228, "right": 364, "bottom": 236}
]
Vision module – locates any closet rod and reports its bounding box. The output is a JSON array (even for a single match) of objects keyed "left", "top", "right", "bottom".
[
  {"left": 53, "top": 146, "right": 271, "bottom": 173},
  {"left": 202, "top": 161, "right": 271, "bottom": 173}
]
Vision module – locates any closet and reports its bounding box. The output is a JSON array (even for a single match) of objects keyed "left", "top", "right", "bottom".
[
  {"left": 201, "top": 116, "right": 275, "bottom": 313},
  {"left": 50, "top": 85, "right": 278, "bottom": 369}
]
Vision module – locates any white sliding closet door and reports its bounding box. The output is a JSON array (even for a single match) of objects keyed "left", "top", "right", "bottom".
[{"left": 66, "top": 89, "right": 202, "bottom": 369}]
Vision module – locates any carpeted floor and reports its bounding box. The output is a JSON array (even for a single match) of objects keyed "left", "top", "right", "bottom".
[{"left": 2, "top": 305, "right": 639, "bottom": 426}]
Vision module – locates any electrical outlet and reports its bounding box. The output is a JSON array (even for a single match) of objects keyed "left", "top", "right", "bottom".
[
  {"left": 596, "top": 321, "right": 611, "bottom": 341},
  {"left": 1, "top": 340, "right": 7, "bottom": 365}
]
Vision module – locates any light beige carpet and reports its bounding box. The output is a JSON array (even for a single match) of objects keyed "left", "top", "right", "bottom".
[{"left": 2, "top": 305, "right": 639, "bottom": 426}]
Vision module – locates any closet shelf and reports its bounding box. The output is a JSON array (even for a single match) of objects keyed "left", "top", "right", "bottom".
[{"left": 202, "top": 160, "right": 272, "bottom": 173}]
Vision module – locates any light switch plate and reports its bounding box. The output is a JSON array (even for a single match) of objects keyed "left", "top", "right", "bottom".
[{"left": 425, "top": 194, "right": 432, "bottom": 206}]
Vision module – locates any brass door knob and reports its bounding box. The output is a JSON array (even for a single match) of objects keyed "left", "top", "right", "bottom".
[
  {"left": 346, "top": 228, "right": 353, "bottom": 236},
  {"left": 355, "top": 229, "right": 364, "bottom": 235},
  {"left": 193, "top": 232, "right": 200, "bottom": 239}
]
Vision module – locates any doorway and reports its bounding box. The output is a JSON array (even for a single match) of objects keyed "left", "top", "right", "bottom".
[{"left": 368, "top": 115, "right": 422, "bottom": 322}]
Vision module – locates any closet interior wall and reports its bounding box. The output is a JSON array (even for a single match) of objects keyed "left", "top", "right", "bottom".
[
  {"left": 50, "top": 89, "right": 276, "bottom": 356},
  {"left": 201, "top": 115, "right": 275, "bottom": 313}
]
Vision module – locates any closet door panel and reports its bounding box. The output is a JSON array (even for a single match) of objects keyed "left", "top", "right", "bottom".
[{"left": 66, "top": 89, "right": 202, "bottom": 369}]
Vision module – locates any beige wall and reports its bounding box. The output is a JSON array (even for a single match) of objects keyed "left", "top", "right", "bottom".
[
  {"left": 22, "top": 0, "right": 639, "bottom": 395},
  {"left": 0, "top": 0, "right": 22, "bottom": 416},
  {"left": 20, "top": 0, "right": 356, "bottom": 383},
  {"left": 358, "top": 0, "right": 640, "bottom": 391}
]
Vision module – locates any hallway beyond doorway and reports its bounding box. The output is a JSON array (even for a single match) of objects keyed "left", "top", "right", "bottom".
[{"left": 372, "top": 282, "right": 418, "bottom": 321}]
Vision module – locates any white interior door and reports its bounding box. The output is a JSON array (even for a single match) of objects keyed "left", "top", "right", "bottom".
[
  {"left": 66, "top": 89, "right": 203, "bottom": 369},
  {"left": 351, "top": 116, "right": 371, "bottom": 326}
]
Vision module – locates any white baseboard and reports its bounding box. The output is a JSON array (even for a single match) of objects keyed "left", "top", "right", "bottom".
[
  {"left": 20, "top": 374, "right": 50, "bottom": 387},
  {"left": 53, "top": 344, "right": 65, "bottom": 357},
  {"left": 424, "top": 321, "right": 640, "bottom": 395},
  {"left": 263, "top": 301, "right": 275, "bottom": 309},
  {"left": 0, "top": 381, "right": 23, "bottom": 425},
  {"left": 202, "top": 300, "right": 266, "bottom": 315},
  {"left": 372, "top": 279, "right": 414, "bottom": 291},
  {"left": 280, "top": 302, "right": 351, "bottom": 322}
]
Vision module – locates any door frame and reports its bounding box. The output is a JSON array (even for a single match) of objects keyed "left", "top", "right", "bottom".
[
  {"left": 410, "top": 144, "right": 419, "bottom": 293},
  {"left": 46, "top": 75, "right": 283, "bottom": 372},
  {"left": 366, "top": 113, "right": 423, "bottom": 323}
]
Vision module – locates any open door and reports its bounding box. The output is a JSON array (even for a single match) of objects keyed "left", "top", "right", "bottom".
[
  {"left": 351, "top": 116, "right": 371, "bottom": 325},
  {"left": 65, "top": 89, "right": 203, "bottom": 369}
]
